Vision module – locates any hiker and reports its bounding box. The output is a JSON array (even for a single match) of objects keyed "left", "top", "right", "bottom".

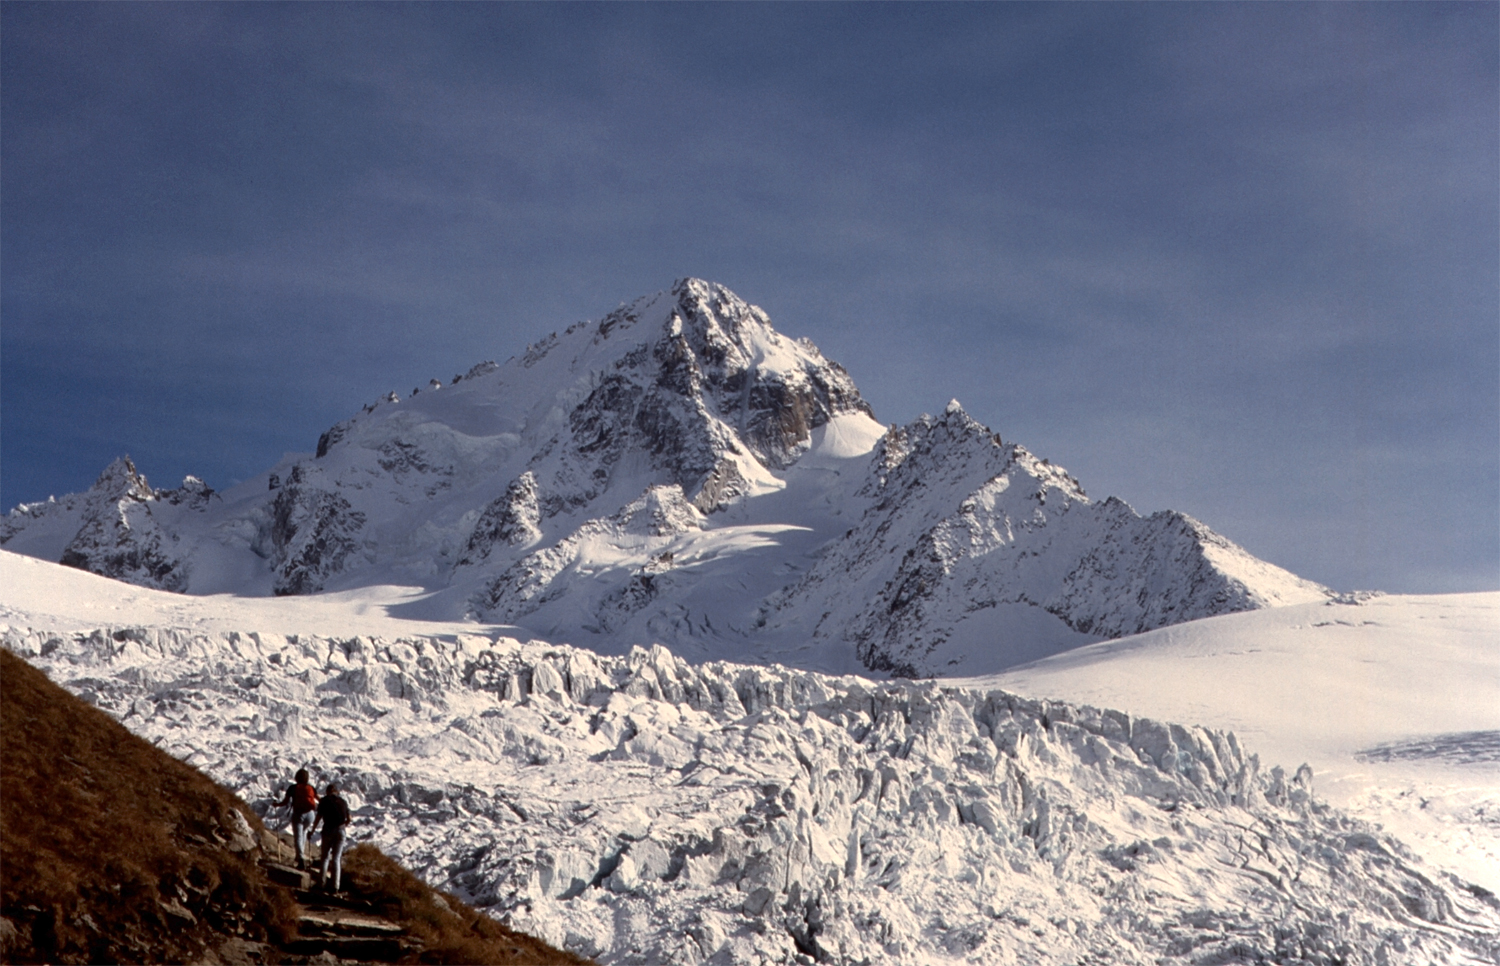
[
  {"left": 313, "top": 782, "right": 352, "bottom": 893},
  {"left": 275, "top": 768, "right": 319, "bottom": 869}
]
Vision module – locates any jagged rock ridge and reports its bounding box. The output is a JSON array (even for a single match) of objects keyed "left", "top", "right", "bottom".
[{"left": 1, "top": 279, "right": 1329, "bottom": 676}]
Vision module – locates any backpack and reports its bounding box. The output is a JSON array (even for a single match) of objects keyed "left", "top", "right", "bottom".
[
  {"left": 322, "top": 794, "right": 351, "bottom": 831},
  {"left": 292, "top": 783, "right": 318, "bottom": 813}
]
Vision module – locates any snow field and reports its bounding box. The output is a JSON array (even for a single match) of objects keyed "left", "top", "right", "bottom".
[{"left": 986, "top": 592, "right": 1500, "bottom": 894}]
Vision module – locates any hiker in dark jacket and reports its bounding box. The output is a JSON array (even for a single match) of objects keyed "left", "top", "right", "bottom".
[
  {"left": 275, "top": 768, "right": 319, "bottom": 869},
  {"left": 313, "top": 782, "right": 352, "bottom": 893}
]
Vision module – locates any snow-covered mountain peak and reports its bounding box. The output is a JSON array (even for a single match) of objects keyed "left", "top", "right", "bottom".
[
  {"left": 0, "top": 455, "right": 222, "bottom": 594},
  {"left": 313, "top": 277, "right": 870, "bottom": 506},
  {"left": 866, "top": 399, "right": 1083, "bottom": 508},
  {"left": 3, "top": 280, "right": 1331, "bottom": 675},
  {"left": 91, "top": 455, "right": 156, "bottom": 502}
]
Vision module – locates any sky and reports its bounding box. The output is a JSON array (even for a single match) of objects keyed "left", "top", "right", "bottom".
[{"left": 2, "top": 3, "right": 1496, "bottom": 595}]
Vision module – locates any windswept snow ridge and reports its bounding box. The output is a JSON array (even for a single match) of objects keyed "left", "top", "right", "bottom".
[
  {"left": 5, "top": 614, "right": 1498, "bottom": 966},
  {"left": 1, "top": 280, "right": 1328, "bottom": 676}
]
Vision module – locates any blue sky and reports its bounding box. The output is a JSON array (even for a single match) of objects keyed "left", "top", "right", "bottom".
[{"left": 3, "top": 3, "right": 1496, "bottom": 594}]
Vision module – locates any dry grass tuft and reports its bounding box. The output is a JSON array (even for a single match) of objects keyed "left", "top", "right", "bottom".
[{"left": 343, "top": 845, "right": 590, "bottom": 965}]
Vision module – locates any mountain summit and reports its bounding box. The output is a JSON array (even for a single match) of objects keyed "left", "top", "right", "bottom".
[{"left": 1, "top": 279, "right": 1328, "bottom": 675}]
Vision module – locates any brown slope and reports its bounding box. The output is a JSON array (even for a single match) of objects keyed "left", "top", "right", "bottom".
[{"left": 0, "top": 649, "right": 585, "bottom": 965}]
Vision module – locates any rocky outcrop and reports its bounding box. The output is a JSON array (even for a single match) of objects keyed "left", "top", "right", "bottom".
[
  {"left": 460, "top": 472, "right": 543, "bottom": 565},
  {"left": 266, "top": 464, "right": 367, "bottom": 596},
  {"left": 315, "top": 419, "right": 354, "bottom": 458},
  {"left": 158, "top": 474, "right": 215, "bottom": 509},
  {"left": 471, "top": 485, "right": 703, "bottom": 623},
  {"left": 690, "top": 456, "right": 751, "bottom": 513}
]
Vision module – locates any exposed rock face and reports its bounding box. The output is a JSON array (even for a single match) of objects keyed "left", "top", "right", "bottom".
[
  {"left": 315, "top": 419, "right": 352, "bottom": 458},
  {"left": 1049, "top": 503, "right": 1258, "bottom": 636},
  {"left": 7, "top": 622, "right": 1497, "bottom": 966},
  {"left": 690, "top": 456, "right": 751, "bottom": 514},
  {"left": 534, "top": 278, "right": 873, "bottom": 512},
  {"left": 460, "top": 472, "right": 543, "bottom": 566},
  {"left": 265, "top": 464, "right": 367, "bottom": 596},
  {"left": 665, "top": 279, "right": 871, "bottom": 469},
  {"left": 158, "top": 474, "right": 215, "bottom": 509}
]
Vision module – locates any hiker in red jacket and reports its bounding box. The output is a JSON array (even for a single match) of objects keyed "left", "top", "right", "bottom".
[
  {"left": 276, "top": 768, "right": 319, "bottom": 869},
  {"left": 313, "top": 782, "right": 352, "bottom": 893}
]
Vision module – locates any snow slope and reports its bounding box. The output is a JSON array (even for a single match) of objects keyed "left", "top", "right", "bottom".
[
  {"left": 983, "top": 591, "right": 1500, "bottom": 894},
  {"left": 3, "top": 550, "right": 1497, "bottom": 965},
  {"left": 1, "top": 279, "right": 1329, "bottom": 677}
]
